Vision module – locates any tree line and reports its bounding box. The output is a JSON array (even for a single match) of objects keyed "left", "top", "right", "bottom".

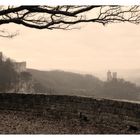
[{"left": 0, "top": 55, "right": 32, "bottom": 92}]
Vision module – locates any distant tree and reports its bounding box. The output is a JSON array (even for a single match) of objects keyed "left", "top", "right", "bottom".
[
  {"left": 33, "top": 80, "right": 47, "bottom": 93},
  {"left": 0, "top": 57, "right": 19, "bottom": 92},
  {"left": 0, "top": 6, "right": 140, "bottom": 37},
  {"left": 97, "top": 78, "right": 140, "bottom": 101},
  {"left": 20, "top": 72, "right": 32, "bottom": 81}
]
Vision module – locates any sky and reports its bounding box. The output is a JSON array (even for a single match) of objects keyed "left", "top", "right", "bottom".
[{"left": 1, "top": 22, "right": 140, "bottom": 79}]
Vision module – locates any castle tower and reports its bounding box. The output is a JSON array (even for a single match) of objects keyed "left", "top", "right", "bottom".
[
  {"left": 13, "top": 61, "right": 26, "bottom": 73},
  {"left": 107, "top": 70, "right": 112, "bottom": 81},
  {"left": 112, "top": 72, "right": 117, "bottom": 80}
]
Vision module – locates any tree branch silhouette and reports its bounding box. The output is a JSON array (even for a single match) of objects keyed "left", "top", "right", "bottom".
[{"left": 0, "top": 5, "right": 140, "bottom": 37}]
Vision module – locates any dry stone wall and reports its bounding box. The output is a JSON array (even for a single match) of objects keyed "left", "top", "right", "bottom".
[{"left": 0, "top": 93, "right": 139, "bottom": 133}]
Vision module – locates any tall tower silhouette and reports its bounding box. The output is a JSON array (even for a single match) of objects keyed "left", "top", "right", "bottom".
[
  {"left": 112, "top": 72, "right": 117, "bottom": 80},
  {"left": 107, "top": 70, "right": 112, "bottom": 81}
]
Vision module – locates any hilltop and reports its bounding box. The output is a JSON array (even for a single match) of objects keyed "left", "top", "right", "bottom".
[
  {"left": 28, "top": 69, "right": 103, "bottom": 96},
  {"left": 28, "top": 69, "right": 140, "bottom": 102}
]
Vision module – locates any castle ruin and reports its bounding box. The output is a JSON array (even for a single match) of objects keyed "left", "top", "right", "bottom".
[
  {"left": 13, "top": 61, "right": 26, "bottom": 73},
  {"left": 107, "top": 70, "right": 117, "bottom": 81}
]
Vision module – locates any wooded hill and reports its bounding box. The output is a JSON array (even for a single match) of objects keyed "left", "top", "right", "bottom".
[
  {"left": 28, "top": 69, "right": 103, "bottom": 96},
  {"left": 28, "top": 69, "right": 140, "bottom": 102}
]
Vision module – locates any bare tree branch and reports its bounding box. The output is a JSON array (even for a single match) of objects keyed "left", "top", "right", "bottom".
[
  {"left": 0, "top": 5, "right": 140, "bottom": 37},
  {"left": 0, "top": 29, "right": 19, "bottom": 38}
]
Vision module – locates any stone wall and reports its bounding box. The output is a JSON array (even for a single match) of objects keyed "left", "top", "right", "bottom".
[{"left": 0, "top": 93, "right": 140, "bottom": 133}]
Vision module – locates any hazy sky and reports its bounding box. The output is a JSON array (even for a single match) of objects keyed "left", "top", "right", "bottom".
[{"left": 1, "top": 22, "right": 140, "bottom": 78}]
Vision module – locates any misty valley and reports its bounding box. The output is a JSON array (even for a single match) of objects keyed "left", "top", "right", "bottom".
[
  {"left": 0, "top": 52, "right": 140, "bottom": 102},
  {"left": 0, "top": 52, "right": 139, "bottom": 134}
]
